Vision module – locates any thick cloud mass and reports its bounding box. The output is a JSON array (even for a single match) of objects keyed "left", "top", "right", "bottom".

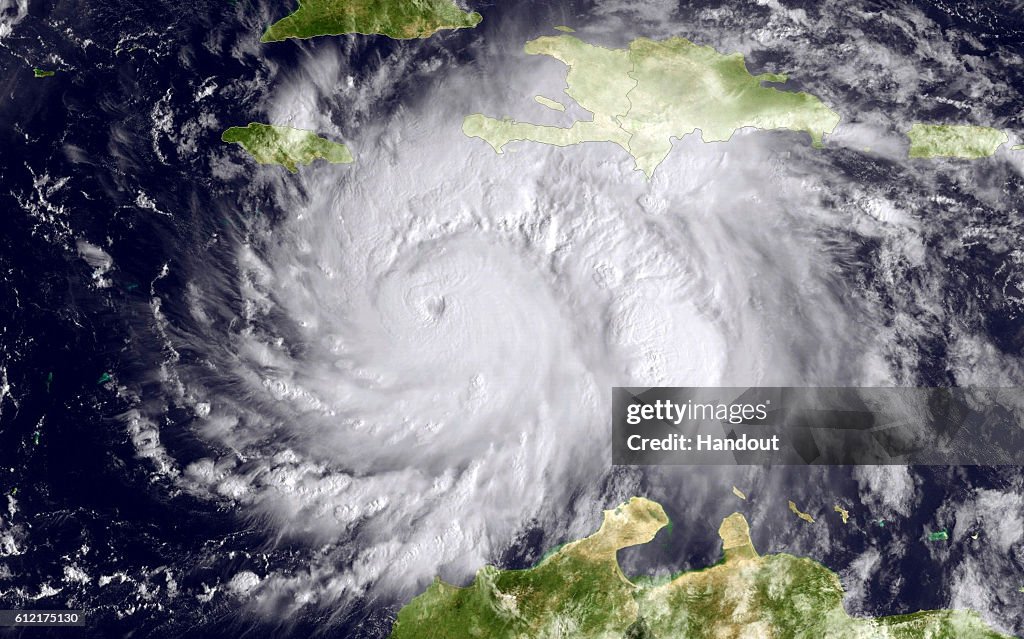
[
  {"left": 171, "top": 70, "right": 900, "bottom": 611},
  {"left": 121, "top": 0, "right": 1024, "bottom": 629}
]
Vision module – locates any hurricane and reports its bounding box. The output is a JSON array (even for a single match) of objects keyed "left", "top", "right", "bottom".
[{"left": 2, "top": 0, "right": 1024, "bottom": 635}]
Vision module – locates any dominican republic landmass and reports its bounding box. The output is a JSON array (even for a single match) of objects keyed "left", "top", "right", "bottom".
[{"left": 388, "top": 497, "right": 1011, "bottom": 639}]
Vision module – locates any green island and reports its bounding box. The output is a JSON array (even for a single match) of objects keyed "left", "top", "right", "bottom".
[
  {"left": 834, "top": 504, "right": 850, "bottom": 524},
  {"left": 388, "top": 497, "right": 1012, "bottom": 639},
  {"left": 788, "top": 499, "right": 815, "bottom": 523},
  {"left": 33, "top": 68, "right": 55, "bottom": 78},
  {"left": 534, "top": 95, "right": 566, "bottom": 111},
  {"left": 463, "top": 36, "right": 840, "bottom": 177},
  {"left": 221, "top": 123, "right": 353, "bottom": 173},
  {"left": 261, "top": 0, "right": 481, "bottom": 42},
  {"left": 906, "top": 124, "right": 1008, "bottom": 159}
]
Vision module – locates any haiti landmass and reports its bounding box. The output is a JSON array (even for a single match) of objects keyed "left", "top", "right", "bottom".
[
  {"left": 462, "top": 36, "right": 841, "bottom": 178},
  {"left": 221, "top": 123, "right": 353, "bottom": 173},
  {"left": 261, "top": 0, "right": 481, "bottom": 42},
  {"left": 388, "top": 496, "right": 1012, "bottom": 639}
]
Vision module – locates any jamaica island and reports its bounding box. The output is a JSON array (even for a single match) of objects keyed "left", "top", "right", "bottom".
[{"left": 221, "top": 123, "right": 354, "bottom": 173}]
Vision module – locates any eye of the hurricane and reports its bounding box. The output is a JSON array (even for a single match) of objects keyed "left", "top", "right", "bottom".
[
  {"left": 414, "top": 292, "right": 447, "bottom": 322},
  {"left": 365, "top": 237, "right": 565, "bottom": 394}
]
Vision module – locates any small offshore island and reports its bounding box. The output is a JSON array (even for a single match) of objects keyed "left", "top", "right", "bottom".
[
  {"left": 261, "top": 0, "right": 482, "bottom": 42},
  {"left": 463, "top": 35, "right": 840, "bottom": 177},
  {"left": 221, "top": 123, "right": 353, "bottom": 173},
  {"left": 906, "top": 123, "right": 1008, "bottom": 159},
  {"left": 388, "top": 497, "right": 1010, "bottom": 639}
]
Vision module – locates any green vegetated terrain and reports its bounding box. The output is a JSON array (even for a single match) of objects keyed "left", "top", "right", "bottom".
[
  {"left": 33, "top": 68, "right": 55, "bottom": 78},
  {"left": 906, "top": 123, "right": 1008, "bottom": 159},
  {"left": 534, "top": 95, "right": 566, "bottom": 111},
  {"left": 221, "top": 123, "right": 353, "bottom": 173},
  {"left": 388, "top": 497, "right": 1012, "bottom": 639},
  {"left": 262, "top": 0, "right": 481, "bottom": 42},
  {"left": 463, "top": 36, "right": 840, "bottom": 177}
]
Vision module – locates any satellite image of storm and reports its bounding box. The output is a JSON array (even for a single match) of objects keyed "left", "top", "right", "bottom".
[{"left": 2, "top": 0, "right": 1024, "bottom": 636}]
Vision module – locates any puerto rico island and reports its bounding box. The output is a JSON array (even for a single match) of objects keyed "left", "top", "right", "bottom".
[
  {"left": 463, "top": 36, "right": 840, "bottom": 178},
  {"left": 221, "top": 123, "right": 353, "bottom": 173},
  {"left": 906, "top": 123, "right": 1008, "bottom": 159},
  {"left": 388, "top": 497, "right": 1010, "bottom": 639},
  {"left": 261, "top": 0, "right": 482, "bottom": 42}
]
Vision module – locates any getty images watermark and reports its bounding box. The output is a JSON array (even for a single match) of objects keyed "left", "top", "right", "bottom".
[{"left": 612, "top": 387, "right": 1024, "bottom": 465}]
